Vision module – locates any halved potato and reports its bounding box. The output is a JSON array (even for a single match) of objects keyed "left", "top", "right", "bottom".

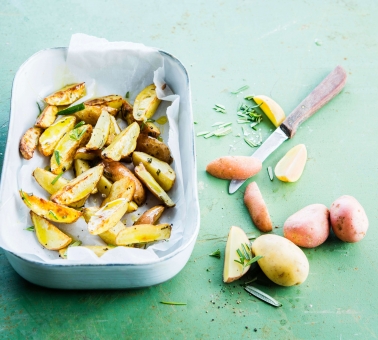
[
  {"left": 132, "top": 151, "right": 176, "bottom": 191},
  {"left": 33, "top": 167, "right": 69, "bottom": 195},
  {"left": 74, "top": 147, "right": 101, "bottom": 160},
  {"left": 19, "top": 127, "right": 43, "bottom": 160},
  {"left": 135, "top": 134, "right": 173, "bottom": 164},
  {"left": 101, "top": 122, "right": 140, "bottom": 161},
  {"left": 134, "top": 205, "right": 165, "bottom": 225},
  {"left": 88, "top": 198, "right": 128, "bottom": 235},
  {"left": 19, "top": 190, "right": 82, "bottom": 223},
  {"left": 100, "top": 177, "right": 135, "bottom": 207},
  {"left": 116, "top": 224, "right": 171, "bottom": 245},
  {"left": 133, "top": 84, "right": 161, "bottom": 122},
  {"left": 35, "top": 105, "right": 58, "bottom": 129},
  {"left": 86, "top": 110, "right": 111, "bottom": 150},
  {"left": 134, "top": 163, "right": 175, "bottom": 207},
  {"left": 30, "top": 211, "right": 72, "bottom": 250},
  {"left": 105, "top": 115, "right": 121, "bottom": 146},
  {"left": 39, "top": 116, "right": 77, "bottom": 157},
  {"left": 44, "top": 83, "right": 86, "bottom": 106}
]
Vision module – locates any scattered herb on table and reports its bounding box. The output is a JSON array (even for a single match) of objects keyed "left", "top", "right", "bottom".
[
  {"left": 244, "top": 285, "right": 282, "bottom": 307},
  {"left": 125, "top": 91, "right": 130, "bottom": 98},
  {"left": 54, "top": 150, "right": 61, "bottom": 165},
  {"left": 231, "top": 85, "right": 249, "bottom": 94},
  {"left": 160, "top": 301, "right": 187, "bottom": 306},
  {"left": 213, "top": 104, "right": 226, "bottom": 113},
  {"left": 209, "top": 249, "right": 221, "bottom": 258},
  {"left": 37, "top": 102, "right": 43, "bottom": 116}
]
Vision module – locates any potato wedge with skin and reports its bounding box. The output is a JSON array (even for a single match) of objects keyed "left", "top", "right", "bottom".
[
  {"left": 116, "top": 224, "right": 171, "bottom": 245},
  {"left": 19, "top": 190, "right": 82, "bottom": 223},
  {"left": 74, "top": 159, "right": 97, "bottom": 194},
  {"left": 35, "top": 105, "right": 58, "bottom": 129},
  {"left": 33, "top": 167, "right": 69, "bottom": 195},
  {"left": 140, "top": 121, "right": 161, "bottom": 138},
  {"left": 121, "top": 99, "right": 134, "bottom": 124},
  {"left": 105, "top": 115, "right": 121, "bottom": 146},
  {"left": 100, "top": 177, "right": 135, "bottom": 207},
  {"left": 88, "top": 198, "right": 128, "bottom": 235},
  {"left": 50, "top": 124, "right": 92, "bottom": 174},
  {"left": 101, "top": 122, "right": 140, "bottom": 161},
  {"left": 132, "top": 151, "right": 176, "bottom": 191},
  {"left": 86, "top": 110, "right": 111, "bottom": 150},
  {"left": 39, "top": 116, "right": 77, "bottom": 157},
  {"left": 135, "top": 134, "right": 173, "bottom": 164},
  {"left": 127, "top": 201, "right": 138, "bottom": 213},
  {"left": 74, "top": 147, "right": 101, "bottom": 160},
  {"left": 134, "top": 205, "right": 165, "bottom": 225},
  {"left": 44, "top": 83, "right": 86, "bottom": 106},
  {"left": 19, "top": 127, "right": 43, "bottom": 160},
  {"left": 30, "top": 211, "right": 72, "bottom": 250},
  {"left": 133, "top": 84, "right": 161, "bottom": 122},
  {"left": 134, "top": 163, "right": 175, "bottom": 208},
  {"left": 85, "top": 95, "right": 124, "bottom": 110}
]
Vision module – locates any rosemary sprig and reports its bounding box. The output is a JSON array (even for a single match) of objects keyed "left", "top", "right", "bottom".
[
  {"left": 48, "top": 210, "right": 58, "bottom": 220},
  {"left": 54, "top": 151, "right": 61, "bottom": 165},
  {"left": 51, "top": 172, "right": 64, "bottom": 185},
  {"left": 160, "top": 301, "right": 187, "bottom": 306},
  {"left": 73, "top": 121, "right": 85, "bottom": 129},
  {"left": 69, "top": 126, "right": 87, "bottom": 141},
  {"left": 69, "top": 240, "right": 82, "bottom": 247},
  {"left": 231, "top": 85, "right": 249, "bottom": 94},
  {"left": 244, "top": 285, "right": 282, "bottom": 307},
  {"left": 126, "top": 91, "right": 130, "bottom": 98},
  {"left": 25, "top": 226, "right": 35, "bottom": 232},
  {"left": 209, "top": 249, "right": 221, "bottom": 259},
  {"left": 57, "top": 103, "right": 85, "bottom": 116},
  {"left": 197, "top": 131, "right": 210, "bottom": 137},
  {"left": 234, "top": 243, "right": 263, "bottom": 268},
  {"left": 267, "top": 166, "right": 274, "bottom": 181},
  {"left": 20, "top": 190, "right": 31, "bottom": 206},
  {"left": 37, "top": 102, "right": 43, "bottom": 116}
]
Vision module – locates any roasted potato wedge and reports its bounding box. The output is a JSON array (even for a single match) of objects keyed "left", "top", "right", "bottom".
[
  {"left": 50, "top": 124, "right": 92, "bottom": 174},
  {"left": 127, "top": 201, "right": 138, "bottom": 213},
  {"left": 97, "top": 176, "right": 113, "bottom": 197},
  {"left": 35, "top": 105, "right": 58, "bottom": 129},
  {"left": 85, "top": 95, "right": 124, "bottom": 110},
  {"left": 134, "top": 163, "right": 175, "bottom": 208},
  {"left": 86, "top": 110, "right": 111, "bottom": 150},
  {"left": 134, "top": 205, "right": 165, "bottom": 225},
  {"left": 74, "top": 159, "right": 97, "bottom": 194},
  {"left": 19, "top": 190, "right": 82, "bottom": 223},
  {"left": 135, "top": 134, "right": 173, "bottom": 164},
  {"left": 116, "top": 224, "right": 171, "bottom": 245},
  {"left": 105, "top": 115, "right": 121, "bottom": 146},
  {"left": 122, "top": 105, "right": 161, "bottom": 138},
  {"left": 133, "top": 84, "right": 161, "bottom": 122},
  {"left": 102, "top": 161, "right": 146, "bottom": 206},
  {"left": 30, "top": 211, "right": 72, "bottom": 250},
  {"left": 39, "top": 116, "right": 77, "bottom": 157},
  {"left": 101, "top": 177, "right": 135, "bottom": 207},
  {"left": 19, "top": 127, "right": 43, "bottom": 160},
  {"left": 101, "top": 122, "right": 140, "bottom": 161},
  {"left": 74, "top": 147, "right": 101, "bottom": 160},
  {"left": 44, "top": 83, "right": 86, "bottom": 106},
  {"left": 88, "top": 198, "right": 128, "bottom": 235},
  {"left": 33, "top": 167, "right": 69, "bottom": 195},
  {"left": 140, "top": 121, "right": 161, "bottom": 138},
  {"left": 132, "top": 151, "right": 176, "bottom": 191}
]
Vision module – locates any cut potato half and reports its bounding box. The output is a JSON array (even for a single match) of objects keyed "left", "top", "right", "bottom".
[
  {"left": 275, "top": 144, "right": 307, "bottom": 182},
  {"left": 59, "top": 245, "right": 116, "bottom": 258},
  {"left": 44, "top": 83, "right": 86, "bottom": 106},
  {"left": 253, "top": 95, "right": 285, "bottom": 127},
  {"left": 116, "top": 224, "right": 171, "bottom": 245},
  {"left": 133, "top": 84, "right": 161, "bottom": 122}
]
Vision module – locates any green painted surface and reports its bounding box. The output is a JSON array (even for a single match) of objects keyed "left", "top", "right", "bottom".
[{"left": 1, "top": 0, "right": 378, "bottom": 339}]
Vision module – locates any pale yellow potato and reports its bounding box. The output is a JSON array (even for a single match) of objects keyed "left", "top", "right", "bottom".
[
  {"left": 74, "top": 159, "right": 98, "bottom": 194},
  {"left": 253, "top": 95, "right": 285, "bottom": 127},
  {"left": 116, "top": 223, "right": 171, "bottom": 245},
  {"left": 39, "top": 116, "right": 77, "bottom": 156},
  {"left": 74, "top": 147, "right": 101, "bottom": 160},
  {"left": 44, "top": 83, "right": 86, "bottom": 106},
  {"left": 274, "top": 144, "right": 307, "bottom": 182},
  {"left": 19, "top": 127, "right": 43, "bottom": 160},
  {"left": 127, "top": 201, "right": 138, "bottom": 213},
  {"left": 105, "top": 115, "right": 121, "bottom": 146},
  {"left": 30, "top": 211, "right": 72, "bottom": 250},
  {"left": 135, "top": 134, "right": 173, "bottom": 164},
  {"left": 134, "top": 205, "right": 165, "bottom": 225},
  {"left": 251, "top": 234, "right": 309, "bottom": 286},
  {"left": 97, "top": 176, "right": 113, "bottom": 197},
  {"left": 19, "top": 190, "right": 82, "bottom": 223},
  {"left": 86, "top": 110, "right": 111, "bottom": 150},
  {"left": 33, "top": 167, "right": 69, "bottom": 195},
  {"left": 100, "top": 177, "right": 135, "bottom": 207},
  {"left": 35, "top": 105, "right": 58, "bottom": 129},
  {"left": 132, "top": 151, "right": 176, "bottom": 191},
  {"left": 133, "top": 84, "right": 161, "bottom": 122}
]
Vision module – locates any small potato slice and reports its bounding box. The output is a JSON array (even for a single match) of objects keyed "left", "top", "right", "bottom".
[
  {"left": 44, "top": 83, "right": 86, "bottom": 106},
  {"left": 51, "top": 164, "right": 104, "bottom": 205},
  {"left": 88, "top": 198, "right": 128, "bottom": 235},
  {"left": 33, "top": 167, "right": 69, "bottom": 195},
  {"left": 101, "top": 122, "right": 140, "bottom": 161},
  {"left": 50, "top": 124, "right": 92, "bottom": 174},
  {"left": 74, "top": 159, "right": 97, "bottom": 194},
  {"left": 127, "top": 201, "right": 138, "bottom": 213},
  {"left": 116, "top": 224, "right": 171, "bottom": 245},
  {"left": 134, "top": 163, "right": 175, "bottom": 208},
  {"left": 39, "top": 116, "right": 77, "bottom": 156},
  {"left": 74, "top": 147, "right": 101, "bottom": 160},
  {"left": 135, "top": 134, "right": 173, "bottom": 164},
  {"left": 120, "top": 99, "right": 134, "bottom": 124},
  {"left": 133, "top": 84, "right": 161, "bottom": 122},
  {"left": 132, "top": 151, "right": 176, "bottom": 191},
  {"left": 100, "top": 177, "right": 135, "bottom": 207},
  {"left": 105, "top": 115, "right": 121, "bottom": 146},
  {"left": 134, "top": 205, "right": 165, "bottom": 225},
  {"left": 86, "top": 110, "right": 111, "bottom": 150},
  {"left": 19, "top": 127, "right": 43, "bottom": 160},
  {"left": 35, "top": 105, "right": 58, "bottom": 129},
  {"left": 30, "top": 211, "right": 72, "bottom": 250},
  {"left": 19, "top": 190, "right": 82, "bottom": 223},
  {"left": 140, "top": 122, "right": 161, "bottom": 138}
]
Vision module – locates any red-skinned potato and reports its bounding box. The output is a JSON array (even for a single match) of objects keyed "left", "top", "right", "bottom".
[
  {"left": 206, "top": 156, "right": 262, "bottom": 180},
  {"left": 284, "top": 204, "right": 330, "bottom": 248},
  {"left": 330, "top": 195, "right": 369, "bottom": 243}
]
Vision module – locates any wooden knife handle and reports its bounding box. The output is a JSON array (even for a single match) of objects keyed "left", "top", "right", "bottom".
[{"left": 280, "top": 65, "right": 347, "bottom": 138}]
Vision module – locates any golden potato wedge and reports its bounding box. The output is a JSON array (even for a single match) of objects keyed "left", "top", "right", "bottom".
[
  {"left": 101, "top": 177, "right": 135, "bottom": 207},
  {"left": 127, "top": 201, "right": 138, "bottom": 213},
  {"left": 19, "top": 190, "right": 82, "bottom": 223},
  {"left": 140, "top": 121, "right": 161, "bottom": 138},
  {"left": 39, "top": 116, "right": 77, "bottom": 157},
  {"left": 97, "top": 176, "right": 113, "bottom": 197},
  {"left": 105, "top": 115, "right": 121, "bottom": 146},
  {"left": 82, "top": 206, "right": 100, "bottom": 223},
  {"left": 86, "top": 95, "right": 124, "bottom": 109},
  {"left": 120, "top": 99, "right": 134, "bottom": 124},
  {"left": 135, "top": 134, "right": 173, "bottom": 164},
  {"left": 74, "top": 159, "right": 97, "bottom": 194},
  {"left": 30, "top": 211, "right": 72, "bottom": 250},
  {"left": 51, "top": 164, "right": 104, "bottom": 205},
  {"left": 67, "top": 196, "right": 89, "bottom": 208},
  {"left": 134, "top": 163, "right": 175, "bottom": 207},
  {"left": 50, "top": 124, "right": 92, "bottom": 174},
  {"left": 133, "top": 84, "right": 161, "bottom": 122},
  {"left": 86, "top": 110, "right": 111, "bottom": 150},
  {"left": 116, "top": 224, "right": 171, "bottom": 245},
  {"left": 35, "top": 105, "right": 58, "bottom": 129},
  {"left": 134, "top": 205, "right": 165, "bottom": 225},
  {"left": 101, "top": 122, "right": 140, "bottom": 161},
  {"left": 44, "top": 83, "right": 86, "bottom": 106},
  {"left": 88, "top": 198, "right": 128, "bottom": 235},
  {"left": 74, "top": 147, "right": 101, "bottom": 160},
  {"left": 19, "top": 127, "right": 43, "bottom": 160},
  {"left": 33, "top": 167, "right": 69, "bottom": 195},
  {"left": 132, "top": 151, "right": 176, "bottom": 191},
  {"left": 102, "top": 161, "right": 146, "bottom": 206}
]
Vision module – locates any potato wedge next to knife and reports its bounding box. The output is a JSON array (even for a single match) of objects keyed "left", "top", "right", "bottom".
[
  {"left": 35, "top": 105, "right": 58, "bottom": 129},
  {"left": 133, "top": 84, "right": 161, "bottom": 122},
  {"left": 116, "top": 224, "right": 171, "bottom": 246},
  {"left": 86, "top": 110, "right": 111, "bottom": 150},
  {"left": 44, "top": 83, "right": 86, "bottom": 106},
  {"left": 19, "top": 127, "right": 43, "bottom": 160}
]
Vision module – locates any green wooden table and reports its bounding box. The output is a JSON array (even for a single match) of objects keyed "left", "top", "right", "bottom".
[{"left": 1, "top": 1, "right": 378, "bottom": 338}]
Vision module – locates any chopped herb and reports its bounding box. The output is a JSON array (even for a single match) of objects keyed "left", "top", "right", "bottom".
[
  {"left": 197, "top": 131, "right": 210, "bottom": 137},
  {"left": 157, "top": 136, "right": 163, "bottom": 142},
  {"left": 244, "top": 138, "right": 260, "bottom": 148},
  {"left": 212, "top": 122, "right": 224, "bottom": 127},
  {"left": 73, "top": 121, "right": 85, "bottom": 129},
  {"left": 70, "top": 126, "right": 87, "bottom": 141},
  {"left": 48, "top": 210, "right": 58, "bottom": 220},
  {"left": 146, "top": 118, "right": 156, "bottom": 123},
  {"left": 242, "top": 126, "right": 249, "bottom": 136},
  {"left": 234, "top": 243, "right": 263, "bottom": 268},
  {"left": 156, "top": 169, "right": 161, "bottom": 176},
  {"left": 20, "top": 190, "right": 31, "bottom": 206},
  {"left": 147, "top": 158, "right": 152, "bottom": 163},
  {"left": 213, "top": 126, "right": 232, "bottom": 137},
  {"left": 69, "top": 240, "right": 82, "bottom": 247},
  {"left": 209, "top": 249, "right": 221, "bottom": 259},
  {"left": 126, "top": 91, "right": 130, "bottom": 98},
  {"left": 204, "top": 132, "right": 215, "bottom": 139},
  {"left": 231, "top": 85, "right": 249, "bottom": 94},
  {"left": 25, "top": 226, "right": 35, "bottom": 232},
  {"left": 54, "top": 151, "right": 61, "bottom": 165},
  {"left": 213, "top": 104, "right": 226, "bottom": 114},
  {"left": 194, "top": 121, "right": 198, "bottom": 124},
  {"left": 160, "top": 301, "right": 187, "bottom": 306},
  {"left": 57, "top": 103, "right": 85, "bottom": 116},
  {"left": 218, "top": 122, "right": 232, "bottom": 128},
  {"left": 51, "top": 172, "right": 64, "bottom": 185},
  {"left": 267, "top": 166, "right": 274, "bottom": 181},
  {"left": 244, "top": 286, "right": 282, "bottom": 307},
  {"left": 37, "top": 102, "right": 43, "bottom": 116}
]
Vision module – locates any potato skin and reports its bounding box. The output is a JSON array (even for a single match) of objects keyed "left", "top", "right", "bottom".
[
  {"left": 284, "top": 204, "right": 330, "bottom": 248},
  {"left": 206, "top": 156, "right": 262, "bottom": 180},
  {"left": 135, "top": 134, "right": 173, "bottom": 164},
  {"left": 244, "top": 182, "right": 272, "bottom": 232},
  {"left": 19, "top": 127, "right": 43, "bottom": 160},
  {"left": 330, "top": 195, "right": 369, "bottom": 243}
]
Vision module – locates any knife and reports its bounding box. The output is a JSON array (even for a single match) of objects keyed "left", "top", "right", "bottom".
[{"left": 229, "top": 65, "right": 347, "bottom": 194}]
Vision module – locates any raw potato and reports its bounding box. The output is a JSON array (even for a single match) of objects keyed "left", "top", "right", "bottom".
[
  {"left": 100, "top": 177, "right": 135, "bottom": 207},
  {"left": 116, "top": 224, "right": 171, "bottom": 245},
  {"left": 206, "top": 156, "right": 262, "bottom": 180},
  {"left": 284, "top": 204, "right": 330, "bottom": 248},
  {"left": 135, "top": 134, "right": 173, "bottom": 164},
  {"left": 275, "top": 144, "right": 307, "bottom": 182},
  {"left": 134, "top": 205, "right": 165, "bottom": 225},
  {"left": 133, "top": 84, "right": 161, "bottom": 122},
  {"left": 35, "top": 105, "right": 58, "bottom": 129},
  {"left": 252, "top": 234, "right": 309, "bottom": 286},
  {"left": 244, "top": 182, "right": 272, "bottom": 232},
  {"left": 253, "top": 95, "right": 285, "bottom": 127},
  {"left": 19, "top": 127, "right": 43, "bottom": 160},
  {"left": 44, "top": 83, "right": 86, "bottom": 106},
  {"left": 330, "top": 195, "right": 369, "bottom": 243}
]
